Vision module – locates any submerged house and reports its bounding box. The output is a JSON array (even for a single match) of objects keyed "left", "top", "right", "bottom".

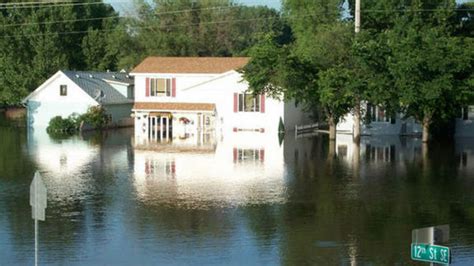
[
  {"left": 455, "top": 106, "right": 474, "bottom": 137},
  {"left": 130, "top": 57, "right": 308, "bottom": 142},
  {"left": 23, "top": 70, "right": 134, "bottom": 128},
  {"left": 337, "top": 104, "right": 422, "bottom": 136}
]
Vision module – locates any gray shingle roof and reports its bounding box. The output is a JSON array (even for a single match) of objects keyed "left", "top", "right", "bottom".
[{"left": 62, "top": 71, "right": 134, "bottom": 105}]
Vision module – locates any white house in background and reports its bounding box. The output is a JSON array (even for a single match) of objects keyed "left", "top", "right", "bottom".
[
  {"left": 455, "top": 106, "right": 474, "bottom": 137},
  {"left": 337, "top": 103, "right": 422, "bottom": 136},
  {"left": 130, "top": 57, "right": 309, "bottom": 143},
  {"left": 23, "top": 70, "right": 135, "bottom": 128}
]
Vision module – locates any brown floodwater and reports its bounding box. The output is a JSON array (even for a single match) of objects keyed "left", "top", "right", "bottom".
[{"left": 1, "top": 114, "right": 474, "bottom": 265}]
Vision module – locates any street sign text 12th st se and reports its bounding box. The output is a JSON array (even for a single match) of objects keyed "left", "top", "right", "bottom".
[{"left": 411, "top": 243, "right": 450, "bottom": 265}]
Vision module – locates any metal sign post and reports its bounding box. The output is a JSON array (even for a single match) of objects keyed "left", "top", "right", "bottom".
[
  {"left": 30, "top": 171, "right": 47, "bottom": 266},
  {"left": 411, "top": 225, "right": 450, "bottom": 265}
]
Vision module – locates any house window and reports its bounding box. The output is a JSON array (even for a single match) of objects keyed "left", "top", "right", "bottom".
[
  {"left": 150, "top": 78, "right": 171, "bottom": 97},
  {"left": 238, "top": 93, "right": 260, "bottom": 112},
  {"left": 60, "top": 85, "right": 67, "bottom": 96},
  {"left": 128, "top": 85, "right": 134, "bottom": 99}
]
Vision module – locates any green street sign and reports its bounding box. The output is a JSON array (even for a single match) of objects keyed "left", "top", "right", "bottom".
[{"left": 411, "top": 243, "right": 450, "bottom": 265}]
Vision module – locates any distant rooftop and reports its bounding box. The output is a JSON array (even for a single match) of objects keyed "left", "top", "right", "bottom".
[
  {"left": 62, "top": 71, "right": 134, "bottom": 105},
  {"left": 131, "top": 57, "right": 250, "bottom": 74}
]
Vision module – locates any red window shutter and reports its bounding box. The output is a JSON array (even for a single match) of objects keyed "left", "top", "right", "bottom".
[
  {"left": 260, "top": 149, "right": 265, "bottom": 162},
  {"left": 233, "top": 148, "right": 238, "bottom": 162},
  {"left": 172, "top": 78, "right": 176, "bottom": 97},
  {"left": 233, "top": 93, "right": 238, "bottom": 113},
  {"left": 260, "top": 94, "right": 265, "bottom": 113},
  {"left": 145, "top": 78, "right": 150, "bottom": 97}
]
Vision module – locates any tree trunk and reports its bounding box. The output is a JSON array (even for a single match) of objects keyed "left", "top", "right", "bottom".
[
  {"left": 422, "top": 115, "right": 431, "bottom": 143},
  {"left": 328, "top": 139, "right": 336, "bottom": 159},
  {"left": 353, "top": 102, "right": 361, "bottom": 143},
  {"left": 328, "top": 116, "right": 336, "bottom": 140}
]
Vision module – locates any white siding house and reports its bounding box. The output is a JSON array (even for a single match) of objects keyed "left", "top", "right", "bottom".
[
  {"left": 337, "top": 103, "right": 422, "bottom": 136},
  {"left": 23, "top": 70, "right": 134, "bottom": 129},
  {"left": 455, "top": 106, "right": 474, "bottom": 137},
  {"left": 130, "top": 57, "right": 309, "bottom": 144}
]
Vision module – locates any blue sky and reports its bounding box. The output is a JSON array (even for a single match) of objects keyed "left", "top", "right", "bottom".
[{"left": 104, "top": 0, "right": 280, "bottom": 14}]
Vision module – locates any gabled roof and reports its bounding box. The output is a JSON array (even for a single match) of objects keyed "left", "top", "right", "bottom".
[
  {"left": 62, "top": 71, "right": 134, "bottom": 105},
  {"left": 131, "top": 57, "right": 250, "bottom": 74}
]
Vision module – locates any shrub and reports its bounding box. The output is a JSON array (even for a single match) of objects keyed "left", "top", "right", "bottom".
[
  {"left": 46, "top": 106, "right": 110, "bottom": 136},
  {"left": 80, "top": 106, "right": 110, "bottom": 129}
]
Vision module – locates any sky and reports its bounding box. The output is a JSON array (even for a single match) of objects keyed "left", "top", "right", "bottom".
[
  {"left": 105, "top": 0, "right": 472, "bottom": 15},
  {"left": 104, "top": 0, "right": 281, "bottom": 14}
]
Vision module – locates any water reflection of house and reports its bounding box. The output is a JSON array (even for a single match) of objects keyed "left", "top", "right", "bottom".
[
  {"left": 455, "top": 138, "right": 474, "bottom": 171},
  {"left": 27, "top": 129, "right": 99, "bottom": 175},
  {"left": 130, "top": 57, "right": 309, "bottom": 144},
  {"left": 26, "top": 128, "right": 132, "bottom": 201},
  {"left": 335, "top": 134, "right": 422, "bottom": 164},
  {"left": 26, "top": 129, "right": 99, "bottom": 200},
  {"left": 133, "top": 131, "right": 286, "bottom": 208}
]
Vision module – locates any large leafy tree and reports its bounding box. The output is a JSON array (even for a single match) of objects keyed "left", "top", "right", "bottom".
[
  {"left": 126, "top": 0, "right": 284, "bottom": 62},
  {"left": 0, "top": 0, "right": 120, "bottom": 105},
  {"left": 387, "top": 18, "right": 473, "bottom": 142},
  {"left": 243, "top": 0, "right": 355, "bottom": 140}
]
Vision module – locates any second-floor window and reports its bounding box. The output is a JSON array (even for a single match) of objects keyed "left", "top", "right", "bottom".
[
  {"left": 238, "top": 93, "right": 260, "bottom": 112},
  {"left": 60, "top": 85, "right": 67, "bottom": 96},
  {"left": 150, "top": 78, "right": 171, "bottom": 97}
]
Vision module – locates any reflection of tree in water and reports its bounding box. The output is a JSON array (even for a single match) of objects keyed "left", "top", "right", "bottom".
[
  {"left": 128, "top": 205, "right": 239, "bottom": 254},
  {"left": 277, "top": 135, "right": 474, "bottom": 264}
]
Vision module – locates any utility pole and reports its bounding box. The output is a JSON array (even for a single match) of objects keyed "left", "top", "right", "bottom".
[
  {"left": 353, "top": 0, "right": 361, "bottom": 143},
  {"left": 355, "top": 0, "right": 361, "bottom": 33}
]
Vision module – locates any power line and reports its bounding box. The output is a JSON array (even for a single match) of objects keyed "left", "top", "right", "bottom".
[
  {"left": 361, "top": 8, "right": 474, "bottom": 13},
  {"left": 1, "top": 15, "right": 125, "bottom": 28},
  {"left": 1, "top": 4, "right": 472, "bottom": 36},
  {"left": 0, "top": 1, "right": 72, "bottom": 6},
  {"left": 0, "top": 13, "right": 293, "bottom": 39},
  {"left": 0, "top": 1, "right": 277, "bottom": 28},
  {"left": 0, "top": 1, "right": 128, "bottom": 10}
]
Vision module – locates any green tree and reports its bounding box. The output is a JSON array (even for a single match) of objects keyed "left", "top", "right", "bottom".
[
  {"left": 0, "top": 1, "right": 120, "bottom": 105},
  {"left": 387, "top": 16, "right": 473, "bottom": 142}
]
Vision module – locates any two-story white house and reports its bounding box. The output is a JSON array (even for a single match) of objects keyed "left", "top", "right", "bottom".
[{"left": 130, "top": 57, "right": 309, "bottom": 143}]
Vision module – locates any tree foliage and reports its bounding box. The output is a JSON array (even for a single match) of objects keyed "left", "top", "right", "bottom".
[
  {"left": 0, "top": 0, "right": 285, "bottom": 105},
  {"left": 0, "top": 0, "right": 119, "bottom": 105}
]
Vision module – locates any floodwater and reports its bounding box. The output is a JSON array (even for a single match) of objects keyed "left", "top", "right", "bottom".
[{"left": 1, "top": 115, "right": 474, "bottom": 265}]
